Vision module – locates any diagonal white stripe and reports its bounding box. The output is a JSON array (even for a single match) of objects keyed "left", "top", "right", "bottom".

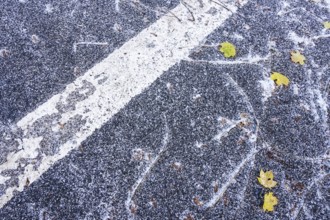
[{"left": 0, "top": 0, "right": 248, "bottom": 208}]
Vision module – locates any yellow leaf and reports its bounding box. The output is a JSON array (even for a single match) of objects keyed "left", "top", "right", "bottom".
[
  {"left": 263, "top": 192, "right": 278, "bottom": 212},
  {"left": 323, "top": 21, "right": 330, "bottom": 29},
  {"left": 219, "top": 42, "right": 236, "bottom": 58},
  {"left": 290, "top": 51, "right": 306, "bottom": 65},
  {"left": 257, "top": 170, "right": 277, "bottom": 189},
  {"left": 270, "top": 72, "right": 290, "bottom": 86}
]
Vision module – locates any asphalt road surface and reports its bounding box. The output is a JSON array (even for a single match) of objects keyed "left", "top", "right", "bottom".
[{"left": 0, "top": 0, "right": 329, "bottom": 219}]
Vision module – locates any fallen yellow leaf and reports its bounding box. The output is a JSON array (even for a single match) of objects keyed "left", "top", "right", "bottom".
[
  {"left": 257, "top": 170, "right": 277, "bottom": 189},
  {"left": 323, "top": 21, "right": 330, "bottom": 29},
  {"left": 270, "top": 72, "right": 290, "bottom": 86},
  {"left": 263, "top": 192, "right": 278, "bottom": 212},
  {"left": 290, "top": 51, "right": 306, "bottom": 65},
  {"left": 219, "top": 42, "right": 236, "bottom": 58}
]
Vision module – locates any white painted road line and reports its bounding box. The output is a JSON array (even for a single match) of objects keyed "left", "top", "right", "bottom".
[{"left": 0, "top": 0, "right": 249, "bottom": 208}]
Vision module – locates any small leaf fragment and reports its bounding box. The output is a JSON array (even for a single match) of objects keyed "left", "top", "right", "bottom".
[
  {"left": 270, "top": 72, "right": 290, "bottom": 86},
  {"left": 257, "top": 170, "right": 277, "bottom": 189},
  {"left": 193, "top": 197, "right": 203, "bottom": 206},
  {"left": 219, "top": 42, "right": 236, "bottom": 58},
  {"left": 290, "top": 51, "right": 306, "bottom": 65},
  {"left": 323, "top": 21, "right": 330, "bottom": 29},
  {"left": 263, "top": 192, "right": 278, "bottom": 212}
]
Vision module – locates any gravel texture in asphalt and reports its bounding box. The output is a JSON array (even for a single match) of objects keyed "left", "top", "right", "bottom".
[{"left": 0, "top": 0, "right": 329, "bottom": 219}]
